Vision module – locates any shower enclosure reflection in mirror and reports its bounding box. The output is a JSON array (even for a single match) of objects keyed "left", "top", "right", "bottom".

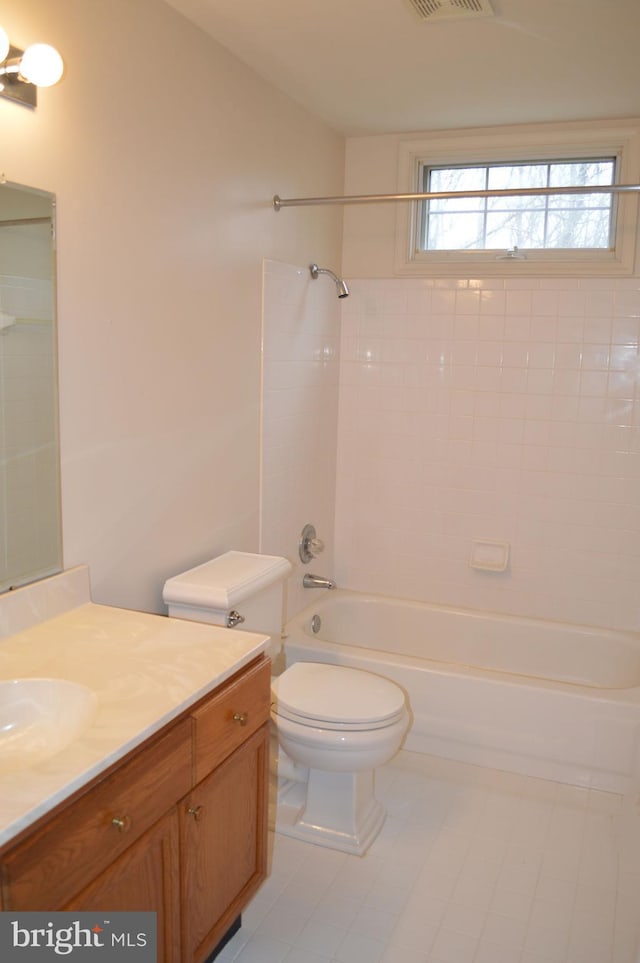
[{"left": 0, "top": 180, "right": 62, "bottom": 592}]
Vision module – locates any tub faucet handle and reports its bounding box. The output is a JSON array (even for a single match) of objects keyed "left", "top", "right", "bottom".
[{"left": 299, "top": 523, "right": 325, "bottom": 563}]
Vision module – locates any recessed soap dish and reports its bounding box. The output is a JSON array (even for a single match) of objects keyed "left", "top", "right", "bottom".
[{"left": 469, "top": 539, "right": 510, "bottom": 573}]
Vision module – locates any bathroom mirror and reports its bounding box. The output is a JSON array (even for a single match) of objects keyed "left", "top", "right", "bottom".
[{"left": 0, "top": 180, "right": 62, "bottom": 593}]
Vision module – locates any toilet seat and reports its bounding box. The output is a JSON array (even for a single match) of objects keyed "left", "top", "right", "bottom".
[{"left": 271, "top": 662, "right": 406, "bottom": 732}]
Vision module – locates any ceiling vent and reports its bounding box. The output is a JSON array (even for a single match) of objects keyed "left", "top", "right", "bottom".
[{"left": 407, "top": 0, "right": 495, "bottom": 22}]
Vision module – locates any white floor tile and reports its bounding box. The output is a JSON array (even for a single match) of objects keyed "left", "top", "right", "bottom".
[
  {"left": 333, "top": 929, "right": 386, "bottom": 963},
  {"left": 390, "top": 914, "right": 440, "bottom": 954},
  {"left": 524, "top": 923, "right": 570, "bottom": 963},
  {"left": 379, "top": 946, "right": 430, "bottom": 963},
  {"left": 483, "top": 911, "right": 529, "bottom": 948},
  {"left": 362, "top": 875, "right": 415, "bottom": 914},
  {"left": 450, "top": 872, "right": 495, "bottom": 911},
  {"left": 439, "top": 901, "right": 486, "bottom": 939},
  {"left": 534, "top": 875, "right": 576, "bottom": 910},
  {"left": 349, "top": 904, "right": 399, "bottom": 942},
  {"left": 255, "top": 901, "right": 310, "bottom": 944},
  {"left": 308, "top": 894, "right": 361, "bottom": 930},
  {"left": 293, "top": 919, "right": 347, "bottom": 957},
  {"left": 428, "top": 926, "right": 478, "bottom": 963},
  {"left": 232, "top": 933, "right": 291, "bottom": 963},
  {"left": 489, "top": 886, "right": 533, "bottom": 922},
  {"left": 282, "top": 949, "right": 332, "bottom": 963},
  {"left": 474, "top": 938, "right": 523, "bottom": 963},
  {"left": 232, "top": 751, "right": 640, "bottom": 963}
]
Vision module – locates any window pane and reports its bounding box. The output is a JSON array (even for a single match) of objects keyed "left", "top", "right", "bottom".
[
  {"left": 549, "top": 161, "right": 614, "bottom": 187},
  {"left": 430, "top": 167, "right": 486, "bottom": 190},
  {"left": 546, "top": 209, "right": 612, "bottom": 248},
  {"left": 547, "top": 193, "right": 613, "bottom": 211},
  {"left": 487, "top": 164, "right": 548, "bottom": 188},
  {"left": 429, "top": 198, "right": 486, "bottom": 214},
  {"left": 486, "top": 210, "right": 546, "bottom": 248},
  {"left": 427, "top": 212, "right": 485, "bottom": 250}
]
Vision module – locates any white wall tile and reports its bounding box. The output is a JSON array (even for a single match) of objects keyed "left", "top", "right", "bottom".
[{"left": 335, "top": 276, "right": 640, "bottom": 629}]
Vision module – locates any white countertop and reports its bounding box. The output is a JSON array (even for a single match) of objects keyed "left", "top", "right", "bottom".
[{"left": 0, "top": 601, "right": 269, "bottom": 846}]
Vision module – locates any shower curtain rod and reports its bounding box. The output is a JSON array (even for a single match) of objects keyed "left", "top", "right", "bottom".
[{"left": 273, "top": 183, "right": 640, "bottom": 210}]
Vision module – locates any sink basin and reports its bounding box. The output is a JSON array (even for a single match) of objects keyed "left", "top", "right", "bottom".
[{"left": 0, "top": 678, "right": 97, "bottom": 773}]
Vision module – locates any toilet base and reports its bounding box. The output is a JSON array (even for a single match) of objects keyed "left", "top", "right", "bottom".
[{"left": 274, "top": 767, "right": 386, "bottom": 856}]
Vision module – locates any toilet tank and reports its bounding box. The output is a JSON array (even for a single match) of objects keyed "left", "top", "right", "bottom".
[{"left": 162, "top": 551, "right": 292, "bottom": 641}]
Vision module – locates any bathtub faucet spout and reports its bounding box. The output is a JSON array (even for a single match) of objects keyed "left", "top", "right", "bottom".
[{"left": 303, "top": 573, "right": 336, "bottom": 590}]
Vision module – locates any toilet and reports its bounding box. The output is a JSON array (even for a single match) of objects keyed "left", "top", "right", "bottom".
[
  {"left": 271, "top": 660, "right": 408, "bottom": 854},
  {"left": 163, "top": 551, "right": 409, "bottom": 855}
]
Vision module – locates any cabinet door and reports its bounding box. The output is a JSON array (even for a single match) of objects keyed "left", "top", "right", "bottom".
[
  {"left": 65, "top": 810, "right": 181, "bottom": 963},
  {"left": 180, "top": 724, "right": 269, "bottom": 963}
]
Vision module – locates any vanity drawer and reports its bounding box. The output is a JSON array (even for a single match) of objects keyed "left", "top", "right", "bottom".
[
  {"left": 2, "top": 719, "right": 192, "bottom": 910},
  {"left": 192, "top": 657, "right": 271, "bottom": 782}
]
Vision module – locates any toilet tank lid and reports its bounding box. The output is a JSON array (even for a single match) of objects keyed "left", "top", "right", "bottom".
[{"left": 163, "top": 551, "right": 292, "bottom": 610}]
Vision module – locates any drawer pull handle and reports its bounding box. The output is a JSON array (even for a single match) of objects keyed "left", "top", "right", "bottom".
[
  {"left": 187, "top": 805, "right": 205, "bottom": 821},
  {"left": 111, "top": 816, "right": 132, "bottom": 833},
  {"left": 232, "top": 712, "right": 248, "bottom": 726}
]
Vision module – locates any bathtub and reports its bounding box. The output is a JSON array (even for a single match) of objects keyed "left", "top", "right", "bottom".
[{"left": 282, "top": 591, "right": 640, "bottom": 793}]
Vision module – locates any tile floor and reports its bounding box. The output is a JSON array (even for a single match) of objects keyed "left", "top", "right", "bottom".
[{"left": 219, "top": 751, "right": 640, "bottom": 963}]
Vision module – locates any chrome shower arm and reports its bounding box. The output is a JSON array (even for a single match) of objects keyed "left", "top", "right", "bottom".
[{"left": 309, "top": 263, "right": 349, "bottom": 299}]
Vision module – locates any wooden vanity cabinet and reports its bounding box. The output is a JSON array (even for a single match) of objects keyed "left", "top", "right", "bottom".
[{"left": 0, "top": 655, "right": 271, "bottom": 963}]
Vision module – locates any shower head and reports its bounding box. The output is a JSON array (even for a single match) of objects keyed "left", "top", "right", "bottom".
[{"left": 309, "top": 263, "right": 349, "bottom": 299}]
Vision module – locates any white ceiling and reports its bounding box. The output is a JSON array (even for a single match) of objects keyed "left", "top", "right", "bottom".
[{"left": 164, "top": 0, "right": 640, "bottom": 136}]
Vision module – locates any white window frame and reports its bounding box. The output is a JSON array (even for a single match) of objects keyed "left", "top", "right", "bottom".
[{"left": 394, "top": 119, "right": 640, "bottom": 277}]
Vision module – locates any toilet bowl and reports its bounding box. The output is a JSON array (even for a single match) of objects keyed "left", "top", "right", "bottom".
[{"left": 271, "top": 661, "right": 409, "bottom": 855}]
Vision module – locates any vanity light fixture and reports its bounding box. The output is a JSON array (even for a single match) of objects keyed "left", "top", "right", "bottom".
[{"left": 0, "top": 25, "right": 64, "bottom": 108}]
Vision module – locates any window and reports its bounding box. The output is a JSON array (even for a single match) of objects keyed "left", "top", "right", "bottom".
[
  {"left": 421, "top": 158, "right": 616, "bottom": 252},
  {"left": 394, "top": 120, "right": 640, "bottom": 277}
]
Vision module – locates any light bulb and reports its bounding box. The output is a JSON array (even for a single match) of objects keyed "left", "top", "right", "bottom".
[
  {"left": 0, "top": 26, "right": 9, "bottom": 63},
  {"left": 20, "top": 43, "right": 63, "bottom": 87}
]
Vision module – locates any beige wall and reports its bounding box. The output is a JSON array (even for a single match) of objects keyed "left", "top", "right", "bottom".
[
  {"left": 0, "top": 0, "right": 344, "bottom": 612},
  {"left": 342, "top": 134, "right": 399, "bottom": 279}
]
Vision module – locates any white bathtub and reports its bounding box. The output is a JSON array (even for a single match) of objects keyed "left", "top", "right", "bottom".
[{"left": 283, "top": 591, "right": 640, "bottom": 793}]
